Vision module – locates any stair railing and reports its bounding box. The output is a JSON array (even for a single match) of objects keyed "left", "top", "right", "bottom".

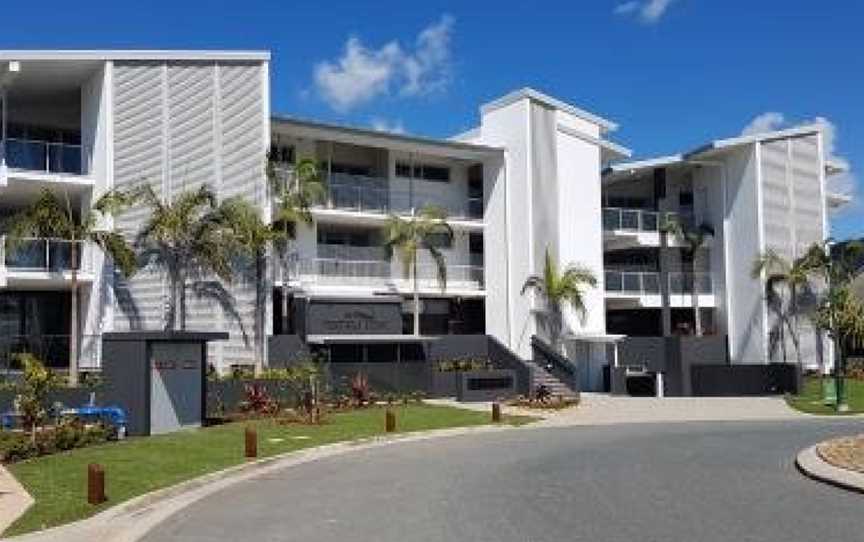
[{"left": 530, "top": 336, "right": 580, "bottom": 396}]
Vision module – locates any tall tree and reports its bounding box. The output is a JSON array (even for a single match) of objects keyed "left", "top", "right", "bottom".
[
  {"left": 521, "top": 248, "right": 597, "bottom": 350},
  {"left": 134, "top": 184, "right": 233, "bottom": 331},
  {"left": 5, "top": 188, "right": 138, "bottom": 385},
  {"left": 384, "top": 206, "right": 454, "bottom": 336},
  {"left": 751, "top": 248, "right": 813, "bottom": 364},
  {"left": 268, "top": 157, "right": 326, "bottom": 334},
  {"left": 663, "top": 218, "right": 714, "bottom": 336},
  {"left": 212, "top": 196, "right": 286, "bottom": 375}
]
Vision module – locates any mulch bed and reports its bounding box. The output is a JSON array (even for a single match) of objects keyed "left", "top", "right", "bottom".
[{"left": 817, "top": 435, "right": 864, "bottom": 474}]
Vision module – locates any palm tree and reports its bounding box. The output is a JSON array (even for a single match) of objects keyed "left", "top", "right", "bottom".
[
  {"left": 5, "top": 188, "right": 138, "bottom": 385},
  {"left": 663, "top": 217, "right": 714, "bottom": 336},
  {"left": 212, "top": 196, "right": 287, "bottom": 375},
  {"left": 751, "top": 248, "right": 812, "bottom": 364},
  {"left": 267, "top": 157, "right": 326, "bottom": 334},
  {"left": 521, "top": 248, "right": 597, "bottom": 350},
  {"left": 383, "top": 206, "right": 454, "bottom": 336},
  {"left": 134, "top": 184, "right": 233, "bottom": 331}
]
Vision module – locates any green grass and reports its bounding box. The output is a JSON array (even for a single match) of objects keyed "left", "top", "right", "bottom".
[
  {"left": 786, "top": 376, "right": 864, "bottom": 415},
  {"left": 5, "top": 404, "right": 532, "bottom": 536}
]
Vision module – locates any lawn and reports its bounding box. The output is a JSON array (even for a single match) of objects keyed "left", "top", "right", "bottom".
[
  {"left": 786, "top": 376, "right": 864, "bottom": 415},
  {"left": 5, "top": 404, "right": 532, "bottom": 536}
]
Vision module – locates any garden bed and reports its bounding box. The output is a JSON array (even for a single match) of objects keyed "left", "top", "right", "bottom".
[{"left": 817, "top": 435, "right": 864, "bottom": 474}]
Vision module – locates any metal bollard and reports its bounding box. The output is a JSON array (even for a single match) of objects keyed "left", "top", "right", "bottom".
[
  {"left": 385, "top": 409, "right": 396, "bottom": 433},
  {"left": 87, "top": 463, "right": 106, "bottom": 505},
  {"left": 245, "top": 426, "right": 258, "bottom": 459},
  {"left": 492, "top": 402, "right": 502, "bottom": 423}
]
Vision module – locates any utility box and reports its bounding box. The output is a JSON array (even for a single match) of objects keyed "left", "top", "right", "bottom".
[{"left": 101, "top": 332, "right": 228, "bottom": 436}]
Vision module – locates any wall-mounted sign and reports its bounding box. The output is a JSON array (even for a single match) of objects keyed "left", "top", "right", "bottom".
[{"left": 307, "top": 302, "right": 402, "bottom": 335}]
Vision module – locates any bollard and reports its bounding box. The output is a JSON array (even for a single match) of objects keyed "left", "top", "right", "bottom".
[
  {"left": 385, "top": 409, "right": 396, "bottom": 433},
  {"left": 87, "top": 463, "right": 106, "bottom": 505},
  {"left": 245, "top": 426, "right": 258, "bottom": 459},
  {"left": 492, "top": 402, "right": 502, "bottom": 423}
]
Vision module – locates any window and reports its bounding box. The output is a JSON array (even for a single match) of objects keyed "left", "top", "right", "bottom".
[
  {"left": 679, "top": 191, "right": 694, "bottom": 206},
  {"left": 269, "top": 144, "right": 294, "bottom": 164},
  {"left": 324, "top": 162, "right": 371, "bottom": 176},
  {"left": 395, "top": 162, "right": 451, "bottom": 182}
]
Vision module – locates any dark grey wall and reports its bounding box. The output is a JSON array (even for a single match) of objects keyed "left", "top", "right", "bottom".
[
  {"left": 306, "top": 301, "right": 402, "bottom": 335},
  {"left": 691, "top": 363, "right": 802, "bottom": 396},
  {"left": 101, "top": 339, "right": 150, "bottom": 436},
  {"left": 267, "top": 335, "right": 311, "bottom": 366}
]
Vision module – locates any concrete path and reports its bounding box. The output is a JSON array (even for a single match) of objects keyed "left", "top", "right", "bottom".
[
  {"left": 429, "top": 392, "right": 814, "bottom": 426},
  {"left": 0, "top": 466, "right": 32, "bottom": 535},
  {"left": 144, "top": 420, "right": 864, "bottom": 542}
]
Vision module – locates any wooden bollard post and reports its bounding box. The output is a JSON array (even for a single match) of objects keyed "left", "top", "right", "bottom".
[
  {"left": 385, "top": 409, "right": 396, "bottom": 433},
  {"left": 245, "top": 426, "right": 258, "bottom": 459},
  {"left": 87, "top": 463, "right": 106, "bottom": 505},
  {"left": 492, "top": 402, "right": 502, "bottom": 423}
]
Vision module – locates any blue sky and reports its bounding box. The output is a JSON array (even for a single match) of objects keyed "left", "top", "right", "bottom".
[{"left": 2, "top": 0, "right": 860, "bottom": 238}]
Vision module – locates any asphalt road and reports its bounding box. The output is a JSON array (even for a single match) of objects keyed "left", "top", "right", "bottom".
[{"left": 144, "top": 420, "right": 864, "bottom": 542}]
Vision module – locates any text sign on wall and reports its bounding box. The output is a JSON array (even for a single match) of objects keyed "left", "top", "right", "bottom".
[{"left": 307, "top": 302, "right": 403, "bottom": 335}]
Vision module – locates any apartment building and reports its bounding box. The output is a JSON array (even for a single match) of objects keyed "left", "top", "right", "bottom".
[
  {"left": 0, "top": 51, "right": 271, "bottom": 370},
  {"left": 0, "top": 50, "right": 847, "bottom": 382}
]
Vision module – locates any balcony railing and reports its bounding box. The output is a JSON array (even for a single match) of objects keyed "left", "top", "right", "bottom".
[
  {"left": 293, "top": 258, "right": 484, "bottom": 290},
  {"left": 1, "top": 237, "right": 91, "bottom": 273},
  {"left": 605, "top": 270, "right": 661, "bottom": 294},
  {"left": 605, "top": 270, "right": 713, "bottom": 296},
  {"left": 669, "top": 272, "right": 713, "bottom": 295},
  {"left": 603, "top": 207, "right": 681, "bottom": 233},
  {"left": 1, "top": 138, "right": 89, "bottom": 175}
]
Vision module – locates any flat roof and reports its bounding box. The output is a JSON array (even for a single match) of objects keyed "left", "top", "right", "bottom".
[
  {"left": 481, "top": 87, "right": 619, "bottom": 133},
  {"left": 271, "top": 115, "right": 504, "bottom": 160},
  {"left": 0, "top": 50, "right": 270, "bottom": 61}
]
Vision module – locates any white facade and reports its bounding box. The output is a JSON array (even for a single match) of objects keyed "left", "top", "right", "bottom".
[{"left": 0, "top": 52, "right": 846, "bottom": 374}]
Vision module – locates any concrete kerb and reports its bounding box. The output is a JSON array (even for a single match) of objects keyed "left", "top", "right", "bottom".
[
  {"left": 1, "top": 423, "right": 526, "bottom": 542},
  {"left": 795, "top": 444, "right": 864, "bottom": 495}
]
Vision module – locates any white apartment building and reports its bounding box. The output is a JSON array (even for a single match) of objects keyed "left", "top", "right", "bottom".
[{"left": 0, "top": 50, "right": 848, "bottom": 382}]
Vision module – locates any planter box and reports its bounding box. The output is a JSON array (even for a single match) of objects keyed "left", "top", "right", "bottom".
[{"left": 456, "top": 370, "right": 517, "bottom": 402}]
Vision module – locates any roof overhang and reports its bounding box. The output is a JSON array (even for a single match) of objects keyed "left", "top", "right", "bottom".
[
  {"left": 272, "top": 116, "right": 504, "bottom": 161},
  {"left": 482, "top": 87, "right": 619, "bottom": 133},
  {"left": 557, "top": 123, "right": 632, "bottom": 161},
  {"left": 0, "top": 50, "right": 270, "bottom": 61},
  {"left": 684, "top": 124, "right": 822, "bottom": 160}
]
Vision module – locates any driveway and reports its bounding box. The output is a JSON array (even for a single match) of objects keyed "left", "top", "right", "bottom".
[{"left": 144, "top": 419, "right": 864, "bottom": 542}]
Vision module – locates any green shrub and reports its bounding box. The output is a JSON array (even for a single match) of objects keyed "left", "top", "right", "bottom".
[{"left": 0, "top": 422, "right": 113, "bottom": 464}]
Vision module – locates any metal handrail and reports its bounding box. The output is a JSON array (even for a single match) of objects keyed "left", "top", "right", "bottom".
[
  {"left": 293, "top": 258, "right": 484, "bottom": 289},
  {"left": 0, "top": 137, "right": 89, "bottom": 175}
]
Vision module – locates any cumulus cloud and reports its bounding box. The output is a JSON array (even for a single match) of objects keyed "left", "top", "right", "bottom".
[
  {"left": 741, "top": 112, "right": 786, "bottom": 136},
  {"left": 313, "top": 15, "right": 454, "bottom": 111},
  {"left": 370, "top": 118, "right": 406, "bottom": 135},
  {"left": 615, "top": 0, "right": 677, "bottom": 24}
]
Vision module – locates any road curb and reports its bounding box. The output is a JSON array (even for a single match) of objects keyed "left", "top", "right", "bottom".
[
  {"left": 1, "top": 422, "right": 523, "bottom": 542},
  {"left": 795, "top": 444, "right": 864, "bottom": 495}
]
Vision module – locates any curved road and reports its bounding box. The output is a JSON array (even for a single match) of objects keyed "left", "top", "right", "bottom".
[{"left": 145, "top": 420, "right": 863, "bottom": 542}]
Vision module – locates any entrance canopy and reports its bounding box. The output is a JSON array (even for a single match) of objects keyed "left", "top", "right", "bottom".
[{"left": 305, "top": 334, "right": 439, "bottom": 345}]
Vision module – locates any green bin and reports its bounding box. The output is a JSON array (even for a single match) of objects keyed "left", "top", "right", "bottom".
[{"left": 822, "top": 379, "right": 837, "bottom": 406}]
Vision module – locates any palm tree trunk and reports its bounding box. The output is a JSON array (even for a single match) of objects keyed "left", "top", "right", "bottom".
[
  {"left": 692, "top": 251, "right": 702, "bottom": 336},
  {"left": 412, "top": 255, "right": 420, "bottom": 336},
  {"left": 178, "top": 268, "right": 187, "bottom": 331},
  {"left": 254, "top": 250, "right": 266, "bottom": 376},
  {"left": 68, "top": 240, "right": 79, "bottom": 387},
  {"left": 790, "top": 285, "right": 802, "bottom": 365}
]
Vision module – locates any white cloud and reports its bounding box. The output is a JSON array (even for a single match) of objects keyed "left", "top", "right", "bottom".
[
  {"left": 615, "top": 0, "right": 677, "bottom": 24},
  {"left": 370, "top": 118, "right": 406, "bottom": 135},
  {"left": 741, "top": 112, "right": 785, "bottom": 136},
  {"left": 313, "top": 15, "right": 454, "bottom": 111}
]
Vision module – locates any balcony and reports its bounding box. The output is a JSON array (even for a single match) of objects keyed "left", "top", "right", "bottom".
[
  {"left": 0, "top": 237, "right": 95, "bottom": 287},
  {"left": 1, "top": 138, "right": 89, "bottom": 176},
  {"left": 605, "top": 270, "right": 714, "bottom": 309},
  {"left": 287, "top": 258, "right": 484, "bottom": 293}
]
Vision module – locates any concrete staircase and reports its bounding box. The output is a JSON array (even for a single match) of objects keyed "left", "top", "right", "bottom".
[
  {"left": 529, "top": 337, "right": 580, "bottom": 400},
  {"left": 530, "top": 361, "right": 579, "bottom": 400}
]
